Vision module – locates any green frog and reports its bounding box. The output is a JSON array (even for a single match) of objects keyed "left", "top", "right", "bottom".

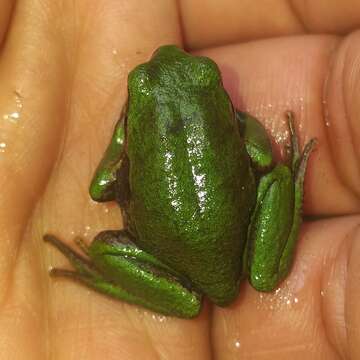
[{"left": 44, "top": 45, "right": 315, "bottom": 318}]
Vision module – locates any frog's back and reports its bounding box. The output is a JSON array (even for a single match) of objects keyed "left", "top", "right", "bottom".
[{"left": 126, "top": 46, "right": 255, "bottom": 305}]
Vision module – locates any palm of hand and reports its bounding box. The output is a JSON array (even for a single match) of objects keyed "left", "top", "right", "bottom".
[{"left": 0, "top": 1, "right": 359, "bottom": 359}]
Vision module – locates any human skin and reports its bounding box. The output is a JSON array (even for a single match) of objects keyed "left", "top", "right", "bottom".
[{"left": 0, "top": 1, "right": 360, "bottom": 359}]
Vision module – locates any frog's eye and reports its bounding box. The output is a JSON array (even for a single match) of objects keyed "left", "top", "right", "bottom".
[
  {"left": 191, "top": 57, "right": 221, "bottom": 88},
  {"left": 128, "top": 65, "right": 152, "bottom": 96}
]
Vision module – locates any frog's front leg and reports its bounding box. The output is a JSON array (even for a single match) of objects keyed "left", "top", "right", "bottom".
[
  {"left": 44, "top": 231, "right": 202, "bottom": 318},
  {"left": 236, "top": 110, "right": 273, "bottom": 171},
  {"left": 245, "top": 112, "right": 316, "bottom": 291},
  {"left": 89, "top": 104, "right": 128, "bottom": 203}
]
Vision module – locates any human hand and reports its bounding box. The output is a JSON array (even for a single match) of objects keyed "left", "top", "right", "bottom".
[{"left": 1, "top": 1, "right": 360, "bottom": 359}]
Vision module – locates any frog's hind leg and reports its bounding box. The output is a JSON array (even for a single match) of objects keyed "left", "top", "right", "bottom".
[
  {"left": 276, "top": 112, "right": 317, "bottom": 279},
  {"left": 246, "top": 112, "right": 316, "bottom": 291},
  {"left": 44, "top": 231, "right": 201, "bottom": 318}
]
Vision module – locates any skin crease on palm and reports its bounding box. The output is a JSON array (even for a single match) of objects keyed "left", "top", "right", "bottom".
[{"left": 1, "top": 0, "right": 360, "bottom": 359}]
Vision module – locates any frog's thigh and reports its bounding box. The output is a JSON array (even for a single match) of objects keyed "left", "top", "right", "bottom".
[
  {"left": 235, "top": 110, "right": 273, "bottom": 170},
  {"left": 89, "top": 107, "right": 127, "bottom": 202},
  {"left": 45, "top": 231, "right": 202, "bottom": 318}
]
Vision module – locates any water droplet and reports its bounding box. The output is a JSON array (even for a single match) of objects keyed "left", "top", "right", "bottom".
[
  {"left": 83, "top": 225, "right": 92, "bottom": 236},
  {"left": 2, "top": 91, "right": 23, "bottom": 123},
  {"left": 234, "top": 340, "right": 241, "bottom": 349},
  {"left": 151, "top": 314, "right": 167, "bottom": 322},
  {"left": 0, "top": 142, "right": 7, "bottom": 153},
  {"left": 3, "top": 112, "right": 19, "bottom": 122},
  {"left": 15, "top": 93, "right": 23, "bottom": 109}
]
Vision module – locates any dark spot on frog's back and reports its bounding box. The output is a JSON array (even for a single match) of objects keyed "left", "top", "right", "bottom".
[{"left": 166, "top": 114, "right": 195, "bottom": 135}]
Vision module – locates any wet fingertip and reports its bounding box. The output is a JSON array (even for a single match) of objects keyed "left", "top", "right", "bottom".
[
  {"left": 345, "top": 222, "right": 360, "bottom": 358},
  {"left": 321, "top": 220, "right": 360, "bottom": 359}
]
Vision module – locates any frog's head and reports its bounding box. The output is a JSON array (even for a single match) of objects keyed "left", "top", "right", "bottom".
[{"left": 128, "top": 45, "right": 223, "bottom": 100}]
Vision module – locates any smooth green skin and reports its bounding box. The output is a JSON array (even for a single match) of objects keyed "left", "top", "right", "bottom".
[{"left": 44, "top": 45, "right": 316, "bottom": 318}]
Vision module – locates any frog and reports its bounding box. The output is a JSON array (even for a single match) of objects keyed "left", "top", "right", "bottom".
[{"left": 44, "top": 45, "right": 316, "bottom": 318}]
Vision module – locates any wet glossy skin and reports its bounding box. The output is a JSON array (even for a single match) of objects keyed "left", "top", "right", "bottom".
[
  {"left": 44, "top": 45, "right": 315, "bottom": 318},
  {"left": 126, "top": 46, "right": 255, "bottom": 305}
]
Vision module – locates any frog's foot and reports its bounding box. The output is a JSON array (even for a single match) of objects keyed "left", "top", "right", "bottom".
[
  {"left": 246, "top": 112, "right": 316, "bottom": 291},
  {"left": 44, "top": 231, "right": 201, "bottom": 318},
  {"left": 287, "top": 111, "right": 317, "bottom": 187}
]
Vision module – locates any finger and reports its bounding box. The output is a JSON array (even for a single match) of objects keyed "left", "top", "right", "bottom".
[
  {"left": 0, "top": 0, "right": 77, "bottom": 356},
  {"left": 34, "top": 1, "right": 212, "bottom": 359},
  {"left": 212, "top": 215, "right": 360, "bottom": 359},
  {"left": 0, "top": 0, "right": 14, "bottom": 46},
  {"left": 0, "top": 0, "right": 69, "bottom": 292},
  {"left": 197, "top": 35, "right": 360, "bottom": 215},
  {"left": 324, "top": 31, "right": 360, "bottom": 215},
  {"left": 180, "top": 0, "right": 360, "bottom": 49}
]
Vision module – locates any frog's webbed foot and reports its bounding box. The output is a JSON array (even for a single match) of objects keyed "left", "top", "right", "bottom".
[
  {"left": 44, "top": 231, "right": 201, "bottom": 318},
  {"left": 44, "top": 234, "right": 97, "bottom": 277},
  {"left": 246, "top": 112, "right": 316, "bottom": 291}
]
